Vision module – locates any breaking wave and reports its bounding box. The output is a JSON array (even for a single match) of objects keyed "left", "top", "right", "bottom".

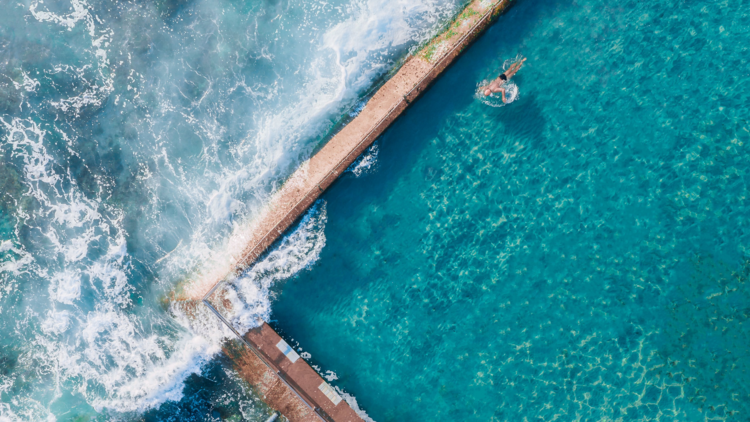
[
  {"left": 348, "top": 143, "right": 380, "bottom": 177},
  {"left": 0, "top": 0, "right": 464, "bottom": 418},
  {"left": 224, "top": 201, "right": 328, "bottom": 334}
]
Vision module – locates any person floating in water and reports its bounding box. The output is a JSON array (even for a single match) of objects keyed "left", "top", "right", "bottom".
[{"left": 480, "top": 57, "right": 527, "bottom": 103}]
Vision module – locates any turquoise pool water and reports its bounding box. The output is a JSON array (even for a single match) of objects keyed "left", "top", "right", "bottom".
[
  {"left": 271, "top": 0, "right": 750, "bottom": 421},
  {"left": 2, "top": 0, "right": 749, "bottom": 420}
]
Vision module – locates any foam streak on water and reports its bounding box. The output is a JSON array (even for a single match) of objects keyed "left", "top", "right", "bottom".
[
  {"left": 347, "top": 143, "right": 379, "bottom": 177},
  {"left": 223, "top": 201, "right": 328, "bottom": 333},
  {"left": 0, "top": 0, "right": 464, "bottom": 419}
]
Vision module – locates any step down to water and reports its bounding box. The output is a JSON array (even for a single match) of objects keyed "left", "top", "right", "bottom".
[
  {"left": 266, "top": 412, "right": 280, "bottom": 422},
  {"left": 224, "top": 323, "right": 363, "bottom": 422}
]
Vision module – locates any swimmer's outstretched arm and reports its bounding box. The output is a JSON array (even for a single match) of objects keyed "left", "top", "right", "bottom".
[{"left": 500, "top": 87, "right": 506, "bottom": 103}]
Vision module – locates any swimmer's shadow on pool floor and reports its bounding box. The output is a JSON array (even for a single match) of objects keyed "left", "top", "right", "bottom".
[{"left": 492, "top": 93, "right": 547, "bottom": 148}]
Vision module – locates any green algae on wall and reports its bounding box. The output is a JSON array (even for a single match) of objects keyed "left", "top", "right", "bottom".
[{"left": 417, "top": 0, "right": 500, "bottom": 63}]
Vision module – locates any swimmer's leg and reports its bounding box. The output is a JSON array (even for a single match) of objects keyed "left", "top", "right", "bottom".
[{"left": 505, "top": 58, "right": 526, "bottom": 79}]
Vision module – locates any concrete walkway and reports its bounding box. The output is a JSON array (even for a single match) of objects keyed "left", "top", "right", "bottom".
[
  {"left": 175, "top": 0, "right": 515, "bottom": 420},
  {"left": 181, "top": 0, "right": 513, "bottom": 302},
  {"left": 225, "top": 323, "right": 364, "bottom": 422}
]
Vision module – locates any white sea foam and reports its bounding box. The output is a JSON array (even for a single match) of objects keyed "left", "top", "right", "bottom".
[
  {"left": 348, "top": 143, "right": 379, "bottom": 177},
  {"left": 29, "top": 0, "right": 91, "bottom": 30},
  {"left": 1, "top": 0, "right": 465, "bottom": 417},
  {"left": 0, "top": 375, "right": 16, "bottom": 419},
  {"left": 11, "top": 72, "right": 40, "bottom": 93},
  {"left": 49, "top": 269, "right": 82, "bottom": 304},
  {"left": 31, "top": 305, "right": 221, "bottom": 413},
  {"left": 42, "top": 310, "right": 72, "bottom": 335},
  {"left": 324, "top": 0, "right": 463, "bottom": 91},
  {"left": 224, "top": 201, "right": 328, "bottom": 333},
  {"left": 0, "top": 367, "right": 55, "bottom": 422},
  {"left": 323, "top": 370, "right": 339, "bottom": 382},
  {"left": 0, "top": 116, "right": 229, "bottom": 413},
  {"left": 30, "top": 0, "right": 114, "bottom": 115},
  {"left": 336, "top": 387, "right": 377, "bottom": 422},
  {"left": 0, "top": 241, "right": 31, "bottom": 276},
  {"left": 0, "top": 242, "right": 32, "bottom": 303}
]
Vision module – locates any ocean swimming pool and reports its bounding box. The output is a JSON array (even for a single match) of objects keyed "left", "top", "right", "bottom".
[
  {"left": 1, "top": 0, "right": 750, "bottom": 420},
  {"left": 0, "top": 0, "right": 465, "bottom": 420},
  {"left": 270, "top": 0, "right": 750, "bottom": 420}
]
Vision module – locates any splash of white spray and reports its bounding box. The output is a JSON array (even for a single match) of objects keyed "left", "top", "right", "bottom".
[
  {"left": 224, "top": 201, "right": 328, "bottom": 333},
  {"left": 1, "top": 0, "right": 466, "bottom": 417}
]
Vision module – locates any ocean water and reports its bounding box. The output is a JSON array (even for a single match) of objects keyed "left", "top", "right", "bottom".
[
  {"left": 0, "top": 0, "right": 466, "bottom": 420},
  {"left": 2, "top": 0, "right": 749, "bottom": 420},
  {"left": 270, "top": 0, "right": 750, "bottom": 421}
]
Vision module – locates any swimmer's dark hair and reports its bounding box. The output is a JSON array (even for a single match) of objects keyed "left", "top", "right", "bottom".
[{"left": 500, "top": 74, "right": 508, "bottom": 81}]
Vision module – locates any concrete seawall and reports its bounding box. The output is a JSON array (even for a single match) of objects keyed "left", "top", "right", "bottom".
[
  {"left": 174, "top": 0, "right": 515, "bottom": 420},
  {"left": 225, "top": 323, "right": 365, "bottom": 422},
  {"left": 181, "top": 0, "right": 514, "bottom": 302}
]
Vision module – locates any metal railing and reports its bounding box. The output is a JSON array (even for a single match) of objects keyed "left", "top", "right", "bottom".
[
  {"left": 204, "top": 0, "right": 509, "bottom": 290},
  {"left": 199, "top": 1, "right": 509, "bottom": 420},
  {"left": 202, "top": 295, "right": 331, "bottom": 422}
]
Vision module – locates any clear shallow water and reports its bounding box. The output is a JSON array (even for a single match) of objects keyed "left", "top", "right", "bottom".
[
  {"left": 271, "top": 0, "right": 750, "bottom": 421},
  {"left": 0, "top": 0, "right": 465, "bottom": 420}
]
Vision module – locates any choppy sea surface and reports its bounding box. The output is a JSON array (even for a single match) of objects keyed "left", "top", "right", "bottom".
[
  {"left": 0, "top": 0, "right": 465, "bottom": 420},
  {"left": 2, "top": 0, "right": 749, "bottom": 421}
]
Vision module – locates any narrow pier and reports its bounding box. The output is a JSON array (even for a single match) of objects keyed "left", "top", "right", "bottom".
[
  {"left": 224, "top": 323, "right": 363, "bottom": 422},
  {"left": 175, "top": 0, "right": 515, "bottom": 420}
]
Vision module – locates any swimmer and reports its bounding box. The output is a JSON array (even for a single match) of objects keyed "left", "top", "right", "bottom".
[{"left": 480, "top": 57, "right": 526, "bottom": 103}]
